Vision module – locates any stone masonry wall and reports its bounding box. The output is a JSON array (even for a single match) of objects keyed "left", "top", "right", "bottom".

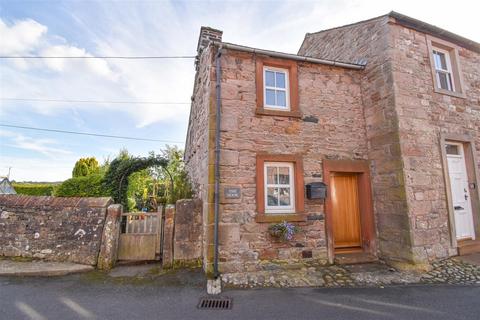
[
  {"left": 162, "top": 200, "right": 203, "bottom": 268},
  {"left": 0, "top": 195, "right": 112, "bottom": 265},
  {"left": 390, "top": 22, "right": 480, "bottom": 262},
  {"left": 299, "top": 16, "right": 415, "bottom": 263},
  {"left": 173, "top": 199, "right": 203, "bottom": 263},
  {"left": 216, "top": 49, "right": 367, "bottom": 273},
  {"left": 185, "top": 46, "right": 214, "bottom": 202},
  {"left": 185, "top": 41, "right": 216, "bottom": 272}
]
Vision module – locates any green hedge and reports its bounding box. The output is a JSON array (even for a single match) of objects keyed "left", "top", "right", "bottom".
[
  {"left": 55, "top": 174, "right": 110, "bottom": 197},
  {"left": 12, "top": 183, "right": 57, "bottom": 196}
]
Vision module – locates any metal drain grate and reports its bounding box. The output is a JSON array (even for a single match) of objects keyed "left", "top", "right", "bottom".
[{"left": 197, "top": 297, "right": 232, "bottom": 310}]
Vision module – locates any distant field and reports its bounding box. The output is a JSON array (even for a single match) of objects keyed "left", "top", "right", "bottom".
[{"left": 12, "top": 182, "right": 61, "bottom": 196}]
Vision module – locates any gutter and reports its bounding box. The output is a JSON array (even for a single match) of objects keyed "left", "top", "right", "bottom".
[
  {"left": 389, "top": 11, "right": 480, "bottom": 54},
  {"left": 213, "top": 45, "right": 222, "bottom": 279},
  {"left": 213, "top": 41, "right": 366, "bottom": 69}
]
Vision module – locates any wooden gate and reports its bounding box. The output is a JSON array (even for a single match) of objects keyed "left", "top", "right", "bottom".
[{"left": 118, "top": 210, "right": 163, "bottom": 261}]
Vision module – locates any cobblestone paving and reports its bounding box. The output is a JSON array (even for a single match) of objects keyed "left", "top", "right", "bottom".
[
  {"left": 221, "top": 258, "right": 480, "bottom": 288},
  {"left": 420, "top": 258, "right": 480, "bottom": 285}
]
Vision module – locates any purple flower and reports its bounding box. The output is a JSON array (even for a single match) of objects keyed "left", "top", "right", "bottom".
[{"left": 269, "top": 221, "right": 299, "bottom": 241}]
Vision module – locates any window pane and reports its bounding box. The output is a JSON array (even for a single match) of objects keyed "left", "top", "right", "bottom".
[
  {"left": 438, "top": 52, "right": 447, "bottom": 70},
  {"left": 279, "top": 188, "right": 291, "bottom": 206},
  {"left": 278, "top": 167, "right": 290, "bottom": 184},
  {"left": 276, "top": 72, "right": 286, "bottom": 88},
  {"left": 267, "top": 187, "right": 278, "bottom": 206},
  {"left": 447, "top": 73, "right": 453, "bottom": 91},
  {"left": 266, "top": 89, "right": 276, "bottom": 105},
  {"left": 265, "top": 71, "right": 275, "bottom": 87},
  {"left": 266, "top": 166, "right": 278, "bottom": 184},
  {"left": 276, "top": 91, "right": 286, "bottom": 107},
  {"left": 433, "top": 52, "right": 441, "bottom": 70},
  {"left": 437, "top": 71, "right": 448, "bottom": 90},
  {"left": 446, "top": 144, "right": 459, "bottom": 155},
  {"left": 433, "top": 51, "right": 448, "bottom": 70},
  {"left": 437, "top": 71, "right": 451, "bottom": 90}
]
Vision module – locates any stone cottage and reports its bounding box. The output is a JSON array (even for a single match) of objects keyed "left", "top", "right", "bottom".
[{"left": 185, "top": 12, "right": 480, "bottom": 277}]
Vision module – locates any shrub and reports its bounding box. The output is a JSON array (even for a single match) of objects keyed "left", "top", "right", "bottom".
[
  {"left": 12, "top": 183, "right": 57, "bottom": 196},
  {"left": 72, "top": 157, "right": 100, "bottom": 177},
  {"left": 55, "top": 174, "right": 109, "bottom": 197}
]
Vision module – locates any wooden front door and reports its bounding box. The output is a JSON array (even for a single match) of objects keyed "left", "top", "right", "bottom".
[{"left": 330, "top": 173, "right": 362, "bottom": 250}]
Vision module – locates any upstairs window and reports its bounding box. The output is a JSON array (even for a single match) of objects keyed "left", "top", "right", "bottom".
[
  {"left": 433, "top": 49, "right": 454, "bottom": 91},
  {"left": 255, "top": 57, "right": 300, "bottom": 118},
  {"left": 427, "top": 35, "right": 465, "bottom": 98},
  {"left": 264, "top": 67, "right": 289, "bottom": 110}
]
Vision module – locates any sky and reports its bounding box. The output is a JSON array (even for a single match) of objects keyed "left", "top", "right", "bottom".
[{"left": 0, "top": 0, "right": 479, "bottom": 182}]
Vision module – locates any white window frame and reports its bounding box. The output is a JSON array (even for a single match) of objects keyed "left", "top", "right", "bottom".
[
  {"left": 264, "top": 162, "right": 295, "bottom": 214},
  {"left": 263, "top": 66, "right": 290, "bottom": 111},
  {"left": 433, "top": 48, "right": 455, "bottom": 92}
]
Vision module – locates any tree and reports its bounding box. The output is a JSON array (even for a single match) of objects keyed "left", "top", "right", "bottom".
[
  {"left": 160, "top": 146, "right": 193, "bottom": 204},
  {"left": 72, "top": 157, "right": 100, "bottom": 177}
]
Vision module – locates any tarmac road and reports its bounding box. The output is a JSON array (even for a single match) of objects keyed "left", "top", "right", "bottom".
[{"left": 1, "top": 272, "right": 479, "bottom": 320}]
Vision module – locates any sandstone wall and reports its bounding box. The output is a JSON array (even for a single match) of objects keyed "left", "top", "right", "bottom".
[
  {"left": 390, "top": 22, "right": 480, "bottom": 262},
  {"left": 216, "top": 49, "right": 367, "bottom": 273},
  {"left": 300, "top": 16, "right": 415, "bottom": 263},
  {"left": 0, "top": 195, "right": 112, "bottom": 265},
  {"left": 184, "top": 43, "right": 216, "bottom": 272},
  {"left": 185, "top": 45, "right": 214, "bottom": 202},
  {"left": 173, "top": 199, "right": 203, "bottom": 263}
]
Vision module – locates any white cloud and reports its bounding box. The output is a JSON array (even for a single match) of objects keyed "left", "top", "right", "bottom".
[
  {"left": 39, "top": 45, "right": 117, "bottom": 80},
  {"left": 0, "top": 18, "right": 47, "bottom": 55},
  {"left": 0, "top": 130, "right": 72, "bottom": 157},
  {"left": 0, "top": 15, "right": 190, "bottom": 128}
]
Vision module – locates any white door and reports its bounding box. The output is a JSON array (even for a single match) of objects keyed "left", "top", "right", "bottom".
[{"left": 446, "top": 143, "right": 475, "bottom": 240}]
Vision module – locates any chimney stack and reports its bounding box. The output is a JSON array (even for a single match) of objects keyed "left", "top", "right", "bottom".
[{"left": 197, "top": 26, "right": 223, "bottom": 53}]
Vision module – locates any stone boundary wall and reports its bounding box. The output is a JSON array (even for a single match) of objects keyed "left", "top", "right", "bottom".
[
  {"left": 173, "top": 199, "right": 203, "bottom": 264},
  {"left": 162, "top": 204, "right": 176, "bottom": 268},
  {"left": 162, "top": 199, "right": 203, "bottom": 268},
  {"left": 0, "top": 195, "right": 112, "bottom": 266}
]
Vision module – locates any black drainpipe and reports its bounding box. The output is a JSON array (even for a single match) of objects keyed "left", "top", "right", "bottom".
[{"left": 213, "top": 45, "right": 222, "bottom": 278}]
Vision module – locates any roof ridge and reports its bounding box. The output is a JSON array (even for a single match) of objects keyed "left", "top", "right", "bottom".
[
  {"left": 303, "top": 11, "right": 480, "bottom": 54},
  {"left": 306, "top": 13, "right": 389, "bottom": 37}
]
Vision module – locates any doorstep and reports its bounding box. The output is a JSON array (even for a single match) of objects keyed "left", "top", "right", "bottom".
[
  {"left": 454, "top": 252, "right": 480, "bottom": 267},
  {"left": 458, "top": 239, "right": 480, "bottom": 256},
  {"left": 334, "top": 252, "right": 378, "bottom": 265}
]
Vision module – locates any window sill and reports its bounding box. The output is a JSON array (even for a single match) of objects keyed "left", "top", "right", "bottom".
[
  {"left": 255, "top": 213, "right": 306, "bottom": 223},
  {"left": 256, "top": 108, "right": 302, "bottom": 118},
  {"left": 433, "top": 87, "right": 466, "bottom": 99}
]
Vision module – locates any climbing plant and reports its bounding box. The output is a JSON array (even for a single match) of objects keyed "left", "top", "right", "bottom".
[{"left": 103, "top": 152, "right": 169, "bottom": 208}]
